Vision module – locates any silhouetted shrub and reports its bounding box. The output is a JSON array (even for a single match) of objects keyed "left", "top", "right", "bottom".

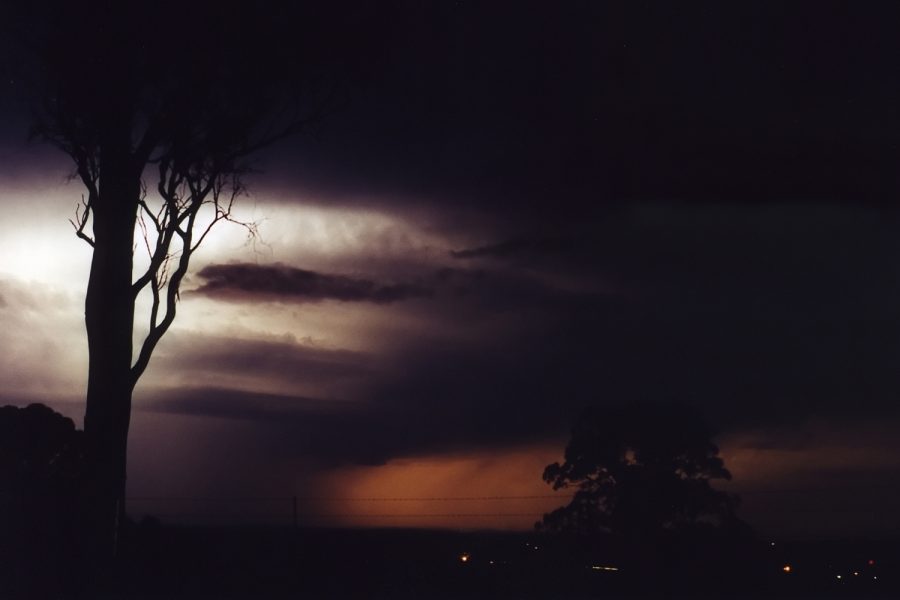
[{"left": 0, "top": 403, "right": 84, "bottom": 597}]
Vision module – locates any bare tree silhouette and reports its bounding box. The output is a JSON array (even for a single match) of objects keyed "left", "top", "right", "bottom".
[{"left": 5, "top": 1, "right": 352, "bottom": 571}]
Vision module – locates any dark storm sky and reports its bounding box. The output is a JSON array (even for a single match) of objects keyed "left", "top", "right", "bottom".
[
  {"left": 245, "top": 0, "right": 900, "bottom": 444},
  {"left": 3, "top": 1, "right": 900, "bottom": 535}
]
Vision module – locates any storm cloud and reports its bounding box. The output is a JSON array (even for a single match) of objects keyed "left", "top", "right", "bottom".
[
  {"left": 178, "top": 203, "right": 900, "bottom": 467},
  {"left": 193, "top": 263, "right": 432, "bottom": 304},
  {"left": 149, "top": 332, "right": 372, "bottom": 388},
  {"left": 450, "top": 237, "right": 578, "bottom": 262},
  {"left": 6, "top": 2, "right": 900, "bottom": 536}
]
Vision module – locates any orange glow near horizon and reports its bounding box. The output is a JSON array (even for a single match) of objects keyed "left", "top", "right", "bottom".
[
  {"left": 307, "top": 430, "right": 900, "bottom": 533},
  {"left": 311, "top": 443, "right": 568, "bottom": 530}
]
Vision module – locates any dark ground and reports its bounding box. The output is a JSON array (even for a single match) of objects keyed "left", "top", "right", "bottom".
[{"left": 5, "top": 516, "right": 897, "bottom": 599}]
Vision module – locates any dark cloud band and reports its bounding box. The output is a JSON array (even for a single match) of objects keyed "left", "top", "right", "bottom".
[{"left": 193, "top": 263, "right": 432, "bottom": 304}]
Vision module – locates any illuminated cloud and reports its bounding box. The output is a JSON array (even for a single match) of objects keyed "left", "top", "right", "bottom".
[
  {"left": 0, "top": 277, "right": 86, "bottom": 405},
  {"left": 143, "top": 330, "right": 373, "bottom": 399}
]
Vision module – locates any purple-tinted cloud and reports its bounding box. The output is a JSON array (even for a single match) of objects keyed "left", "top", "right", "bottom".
[
  {"left": 193, "top": 263, "right": 432, "bottom": 304},
  {"left": 151, "top": 333, "right": 371, "bottom": 387}
]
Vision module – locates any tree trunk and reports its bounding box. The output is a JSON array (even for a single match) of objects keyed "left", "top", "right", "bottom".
[{"left": 81, "top": 119, "right": 139, "bottom": 580}]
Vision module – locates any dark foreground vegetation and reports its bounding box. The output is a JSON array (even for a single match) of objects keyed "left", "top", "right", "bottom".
[{"left": 2, "top": 517, "right": 898, "bottom": 599}]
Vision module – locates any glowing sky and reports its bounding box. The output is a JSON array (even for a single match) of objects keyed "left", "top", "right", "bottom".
[
  {"left": 4, "top": 162, "right": 900, "bottom": 536},
  {"left": 4, "top": 2, "right": 900, "bottom": 538}
]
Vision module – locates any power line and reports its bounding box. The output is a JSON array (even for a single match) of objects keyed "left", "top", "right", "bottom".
[
  {"left": 127, "top": 494, "right": 574, "bottom": 503},
  {"left": 736, "top": 484, "right": 900, "bottom": 495},
  {"left": 141, "top": 512, "right": 545, "bottom": 519}
]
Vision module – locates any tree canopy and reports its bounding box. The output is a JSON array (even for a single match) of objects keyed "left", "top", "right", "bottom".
[
  {"left": 539, "top": 404, "right": 739, "bottom": 539},
  {"left": 0, "top": 404, "right": 84, "bottom": 597},
  {"left": 0, "top": 403, "right": 83, "bottom": 494}
]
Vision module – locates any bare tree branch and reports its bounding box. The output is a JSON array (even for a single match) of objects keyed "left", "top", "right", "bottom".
[
  {"left": 130, "top": 183, "right": 205, "bottom": 387},
  {"left": 69, "top": 194, "right": 95, "bottom": 247},
  {"left": 129, "top": 162, "right": 257, "bottom": 386}
]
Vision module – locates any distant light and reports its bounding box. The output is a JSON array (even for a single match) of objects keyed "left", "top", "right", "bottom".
[
  {"left": 873, "top": 576, "right": 878, "bottom": 581},
  {"left": 459, "top": 553, "right": 470, "bottom": 564},
  {"left": 592, "top": 565, "right": 619, "bottom": 572},
  {"left": 782, "top": 565, "right": 792, "bottom": 573},
  {"left": 868, "top": 559, "right": 875, "bottom": 566},
  {"left": 836, "top": 575, "right": 842, "bottom": 580},
  {"left": 854, "top": 571, "right": 859, "bottom": 576},
  {"left": 770, "top": 542, "right": 776, "bottom": 547}
]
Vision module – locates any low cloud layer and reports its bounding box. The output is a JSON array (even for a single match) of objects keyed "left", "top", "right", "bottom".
[
  {"left": 146, "top": 331, "right": 372, "bottom": 396},
  {"left": 193, "top": 261, "right": 610, "bottom": 318},
  {"left": 173, "top": 204, "right": 900, "bottom": 467},
  {"left": 194, "top": 263, "right": 432, "bottom": 304},
  {"left": 142, "top": 386, "right": 345, "bottom": 423},
  {"left": 450, "top": 237, "right": 578, "bottom": 262}
]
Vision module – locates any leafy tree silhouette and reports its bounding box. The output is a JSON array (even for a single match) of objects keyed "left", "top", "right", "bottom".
[
  {"left": 0, "top": 404, "right": 84, "bottom": 597},
  {"left": 538, "top": 403, "right": 744, "bottom": 579},
  {"left": 0, "top": 403, "right": 84, "bottom": 493}
]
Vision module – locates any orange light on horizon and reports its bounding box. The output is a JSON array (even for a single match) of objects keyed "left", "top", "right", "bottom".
[
  {"left": 782, "top": 565, "right": 792, "bottom": 573},
  {"left": 311, "top": 443, "right": 566, "bottom": 530}
]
